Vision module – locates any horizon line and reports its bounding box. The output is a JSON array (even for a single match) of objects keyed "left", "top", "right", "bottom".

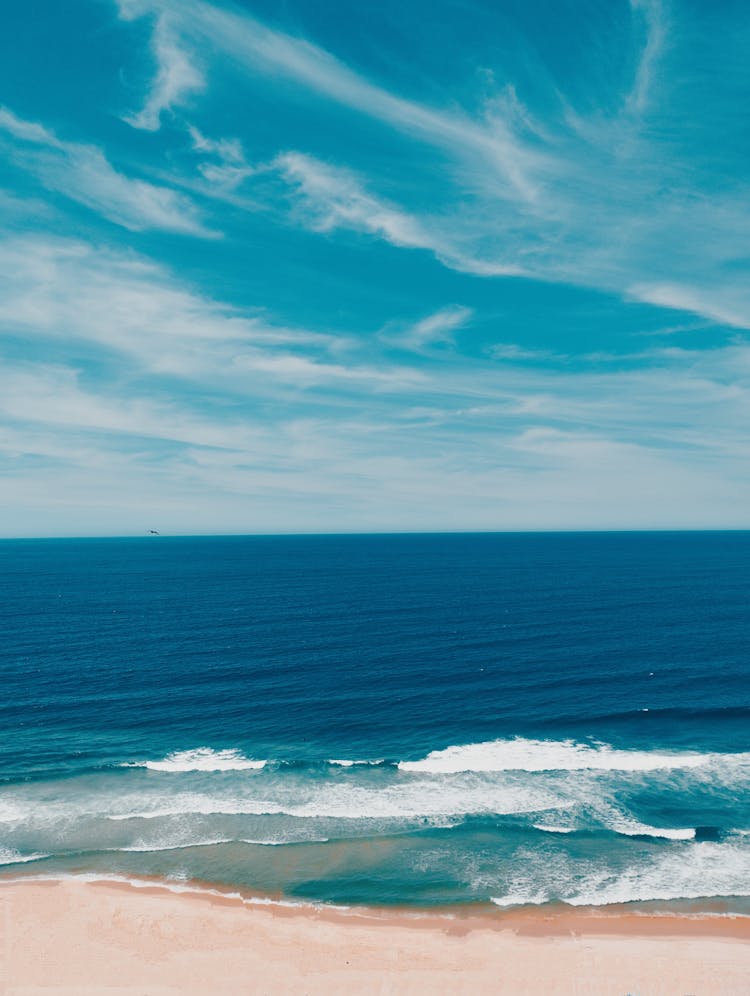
[{"left": 3, "top": 527, "right": 750, "bottom": 541}]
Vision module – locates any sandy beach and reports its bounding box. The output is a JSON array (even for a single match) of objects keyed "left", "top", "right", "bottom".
[{"left": 1, "top": 878, "right": 749, "bottom": 994}]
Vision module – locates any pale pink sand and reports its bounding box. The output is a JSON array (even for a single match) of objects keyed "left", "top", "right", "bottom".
[{"left": 1, "top": 878, "right": 750, "bottom": 994}]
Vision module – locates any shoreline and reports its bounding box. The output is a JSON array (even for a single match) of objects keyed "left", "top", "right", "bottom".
[
  {"left": 3, "top": 869, "right": 750, "bottom": 936},
  {"left": 2, "top": 875, "right": 750, "bottom": 994}
]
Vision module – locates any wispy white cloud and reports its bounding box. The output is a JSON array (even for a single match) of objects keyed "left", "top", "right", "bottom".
[
  {"left": 112, "top": 0, "right": 750, "bottom": 328},
  {"left": 2, "top": 228, "right": 750, "bottom": 532},
  {"left": 382, "top": 306, "right": 473, "bottom": 352},
  {"left": 0, "top": 234, "right": 421, "bottom": 391},
  {"left": 118, "top": 0, "right": 540, "bottom": 202},
  {"left": 0, "top": 187, "right": 56, "bottom": 224},
  {"left": 0, "top": 106, "right": 212, "bottom": 235},
  {"left": 275, "top": 152, "right": 523, "bottom": 276},
  {"left": 188, "top": 125, "right": 254, "bottom": 191},
  {"left": 109, "top": 0, "right": 750, "bottom": 337},
  {"left": 626, "top": 0, "right": 667, "bottom": 115},
  {"left": 120, "top": 8, "right": 204, "bottom": 130},
  {"left": 276, "top": 152, "right": 434, "bottom": 249},
  {"left": 629, "top": 282, "right": 750, "bottom": 330},
  {"left": 3, "top": 0, "right": 750, "bottom": 533},
  {"left": 0, "top": 363, "right": 254, "bottom": 449},
  {"left": 489, "top": 343, "right": 559, "bottom": 362}
]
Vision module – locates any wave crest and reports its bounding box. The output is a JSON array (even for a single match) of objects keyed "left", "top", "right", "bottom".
[
  {"left": 127, "top": 749, "right": 267, "bottom": 773},
  {"left": 492, "top": 841, "right": 750, "bottom": 908},
  {"left": 397, "top": 738, "right": 737, "bottom": 774},
  {"left": 0, "top": 847, "right": 49, "bottom": 866}
]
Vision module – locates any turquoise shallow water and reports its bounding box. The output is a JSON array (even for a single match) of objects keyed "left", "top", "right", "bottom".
[{"left": 2, "top": 532, "right": 750, "bottom": 909}]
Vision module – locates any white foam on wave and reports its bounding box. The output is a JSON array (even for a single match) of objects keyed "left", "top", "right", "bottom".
[
  {"left": 491, "top": 888, "right": 550, "bottom": 908},
  {"left": 398, "top": 737, "right": 743, "bottom": 774},
  {"left": 532, "top": 819, "right": 694, "bottom": 840},
  {"left": 0, "top": 801, "right": 25, "bottom": 824},
  {"left": 239, "top": 837, "right": 330, "bottom": 846},
  {"left": 0, "top": 848, "right": 49, "bottom": 866},
  {"left": 0, "top": 872, "right": 463, "bottom": 922},
  {"left": 106, "top": 777, "right": 564, "bottom": 822},
  {"left": 111, "top": 835, "right": 330, "bottom": 852},
  {"left": 0, "top": 872, "right": 347, "bottom": 911},
  {"left": 117, "top": 837, "right": 234, "bottom": 853},
  {"left": 608, "top": 820, "right": 695, "bottom": 841},
  {"left": 128, "top": 749, "right": 267, "bottom": 773},
  {"left": 569, "top": 841, "right": 750, "bottom": 907},
  {"left": 490, "top": 840, "right": 750, "bottom": 909},
  {"left": 328, "top": 759, "right": 383, "bottom": 767}
]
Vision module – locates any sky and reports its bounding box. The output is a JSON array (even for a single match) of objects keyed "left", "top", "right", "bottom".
[{"left": 1, "top": 0, "right": 749, "bottom": 535}]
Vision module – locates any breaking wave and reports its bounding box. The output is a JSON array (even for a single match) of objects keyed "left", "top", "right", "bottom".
[
  {"left": 4, "top": 737, "right": 750, "bottom": 911},
  {"left": 491, "top": 842, "right": 750, "bottom": 909},
  {"left": 0, "top": 847, "right": 49, "bottom": 866},
  {"left": 126, "top": 749, "right": 267, "bottom": 773},
  {"left": 397, "top": 738, "right": 749, "bottom": 774}
]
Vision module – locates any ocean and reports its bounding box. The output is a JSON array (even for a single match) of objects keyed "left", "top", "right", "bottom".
[{"left": 2, "top": 532, "right": 750, "bottom": 912}]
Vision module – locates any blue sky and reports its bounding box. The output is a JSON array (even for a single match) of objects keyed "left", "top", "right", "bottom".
[{"left": 1, "top": 0, "right": 749, "bottom": 534}]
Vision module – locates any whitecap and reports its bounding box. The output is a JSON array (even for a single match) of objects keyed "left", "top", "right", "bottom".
[
  {"left": 106, "top": 777, "right": 564, "bottom": 821},
  {"left": 117, "top": 837, "right": 235, "bottom": 853},
  {"left": 608, "top": 820, "right": 695, "bottom": 841},
  {"left": 238, "top": 837, "right": 330, "bottom": 846},
  {"left": 103, "top": 835, "right": 329, "bottom": 853},
  {"left": 398, "top": 737, "right": 743, "bottom": 774},
  {"left": 491, "top": 888, "right": 550, "bottom": 908},
  {"left": 328, "top": 759, "right": 383, "bottom": 767},
  {"left": 568, "top": 841, "right": 750, "bottom": 906},
  {"left": 491, "top": 840, "right": 750, "bottom": 909},
  {"left": 0, "top": 847, "right": 49, "bottom": 866},
  {"left": 126, "top": 749, "right": 266, "bottom": 773}
]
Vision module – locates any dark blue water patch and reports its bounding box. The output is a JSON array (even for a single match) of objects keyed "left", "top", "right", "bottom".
[{"left": 3, "top": 532, "right": 750, "bottom": 773}]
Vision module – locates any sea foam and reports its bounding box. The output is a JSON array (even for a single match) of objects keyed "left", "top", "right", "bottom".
[
  {"left": 490, "top": 840, "right": 750, "bottom": 909},
  {"left": 328, "top": 759, "right": 384, "bottom": 767},
  {"left": 105, "top": 776, "right": 563, "bottom": 821},
  {"left": 128, "top": 749, "right": 267, "bottom": 773},
  {"left": 0, "top": 848, "right": 49, "bottom": 866},
  {"left": 606, "top": 819, "right": 696, "bottom": 841},
  {"left": 568, "top": 841, "right": 750, "bottom": 907},
  {"left": 398, "top": 737, "right": 741, "bottom": 774}
]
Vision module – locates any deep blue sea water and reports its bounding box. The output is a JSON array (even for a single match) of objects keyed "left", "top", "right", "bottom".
[{"left": 2, "top": 532, "right": 750, "bottom": 910}]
